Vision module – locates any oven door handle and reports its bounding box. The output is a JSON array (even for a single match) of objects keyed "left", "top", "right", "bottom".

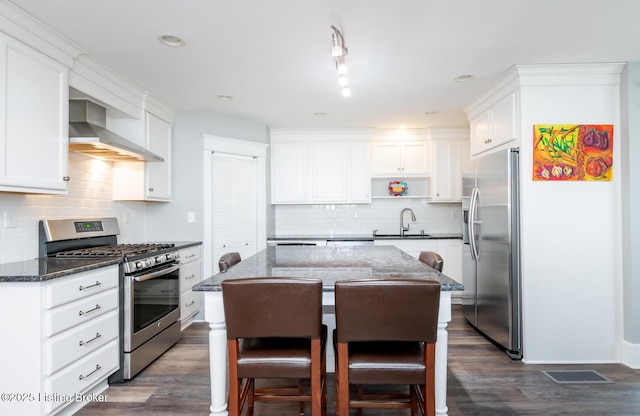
[{"left": 133, "top": 264, "right": 180, "bottom": 282}]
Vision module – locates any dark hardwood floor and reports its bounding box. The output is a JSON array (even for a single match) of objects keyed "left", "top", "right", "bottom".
[{"left": 77, "top": 306, "right": 640, "bottom": 415}]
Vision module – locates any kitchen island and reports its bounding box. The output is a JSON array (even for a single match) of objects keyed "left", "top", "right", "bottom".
[{"left": 193, "top": 245, "right": 463, "bottom": 416}]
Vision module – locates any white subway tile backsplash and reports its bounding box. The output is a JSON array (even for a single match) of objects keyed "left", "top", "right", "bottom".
[
  {"left": 274, "top": 199, "right": 462, "bottom": 236},
  {"left": 0, "top": 153, "right": 146, "bottom": 264}
]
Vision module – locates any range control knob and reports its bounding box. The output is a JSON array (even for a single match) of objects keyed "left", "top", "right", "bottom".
[
  {"left": 135, "top": 261, "right": 144, "bottom": 269},
  {"left": 156, "top": 254, "right": 166, "bottom": 263}
]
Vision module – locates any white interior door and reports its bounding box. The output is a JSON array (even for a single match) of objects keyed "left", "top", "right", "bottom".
[{"left": 211, "top": 153, "right": 258, "bottom": 265}]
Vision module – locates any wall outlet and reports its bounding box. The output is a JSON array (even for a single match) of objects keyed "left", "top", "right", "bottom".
[
  {"left": 123, "top": 210, "right": 130, "bottom": 224},
  {"left": 4, "top": 209, "right": 17, "bottom": 228},
  {"left": 187, "top": 212, "right": 195, "bottom": 223}
]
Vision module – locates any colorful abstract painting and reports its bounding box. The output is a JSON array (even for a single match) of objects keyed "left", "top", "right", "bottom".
[{"left": 533, "top": 124, "right": 614, "bottom": 181}]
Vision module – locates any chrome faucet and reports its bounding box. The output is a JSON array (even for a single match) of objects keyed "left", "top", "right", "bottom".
[{"left": 400, "top": 208, "right": 417, "bottom": 236}]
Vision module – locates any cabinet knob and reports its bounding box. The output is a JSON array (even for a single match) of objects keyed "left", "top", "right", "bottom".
[
  {"left": 148, "top": 187, "right": 154, "bottom": 192},
  {"left": 63, "top": 176, "right": 70, "bottom": 181}
]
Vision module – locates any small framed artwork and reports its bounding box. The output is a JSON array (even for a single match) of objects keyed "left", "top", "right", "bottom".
[{"left": 533, "top": 124, "right": 614, "bottom": 181}]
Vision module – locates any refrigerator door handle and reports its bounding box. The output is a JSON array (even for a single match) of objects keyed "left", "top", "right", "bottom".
[{"left": 469, "top": 187, "right": 480, "bottom": 261}]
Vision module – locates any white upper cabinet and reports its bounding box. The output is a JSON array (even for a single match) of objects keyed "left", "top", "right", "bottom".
[
  {"left": 271, "top": 141, "right": 309, "bottom": 203},
  {"left": 429, "top": 127, "right": 470, "bottom": 203},
  {"left": 371, "top": 141, "right": 430, "bottom": 177},
  {"left": 144, "top": 112, "right": 172, "bottom": 200},
  {"left": 431, "top": 140, "right": 454, "bottom": 201},
  {"left": 469, "top": 91, "right": 518, "bottom": 156},
  {"left": 0, "top": 34, "right": 70, "bottom": 194},
  {"left": 112, "top": 111, "right": 172, "bottom": 201},
  {"left": 349, "top": 141, "right": 372, "bottom": 203},
  {"left": 311, "top": 141, "right": 348, "bottom": 203},
  {"left": 270, "top": 129, "right": 372, "bottom": 205}
]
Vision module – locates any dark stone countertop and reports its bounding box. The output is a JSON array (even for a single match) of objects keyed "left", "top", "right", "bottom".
[
  {"left": 0, "top": 241, "right": 202, "bottom": 283},
  {"left": 0, "top": 257, "right": 121, "bottom": 282},
  {"left": 193, "top": 245, "right": 464, "bottom": 292}
]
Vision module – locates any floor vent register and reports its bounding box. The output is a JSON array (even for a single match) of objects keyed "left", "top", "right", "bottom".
[{"left": 542, "top": 370, "right": 613, "bottom": 384}]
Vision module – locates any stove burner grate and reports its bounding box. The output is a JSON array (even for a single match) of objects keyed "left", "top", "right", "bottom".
[{"left": 54, "top": 243, "right": 175, "bottom": 258}]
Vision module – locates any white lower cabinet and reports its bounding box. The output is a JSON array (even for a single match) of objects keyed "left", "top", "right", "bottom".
[
  {"left": 0, "top": 265, "right": 119, "bottom": 416},
  {"left": 179, "top": 245, "right": 202, "bottom": 330}
]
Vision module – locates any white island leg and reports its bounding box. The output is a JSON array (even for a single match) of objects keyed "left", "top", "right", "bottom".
[
  {"left": 436, "top": 291, "right": 451, "bottom": 416},
  {"left": 204, "top": 291, "right": 228, "bottom": 416}
]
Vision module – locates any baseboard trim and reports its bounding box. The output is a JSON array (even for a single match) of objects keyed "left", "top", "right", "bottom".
[{"left": 622, "top": 340, "right": 640, "bottom": 369}]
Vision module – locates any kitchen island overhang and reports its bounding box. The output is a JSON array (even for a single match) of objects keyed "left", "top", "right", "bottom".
[{"left": 193, "top": 245, "right": 463, "bottom": 416}]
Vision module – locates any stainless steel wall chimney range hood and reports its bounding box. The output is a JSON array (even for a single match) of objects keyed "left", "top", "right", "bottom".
[{"left": 68, "top": 100, "right": 164, "bottom": 162}]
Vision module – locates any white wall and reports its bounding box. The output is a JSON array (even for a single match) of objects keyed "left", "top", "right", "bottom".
[
  {"left": 620, "top": 63, "right": 640, "bottom": 367},
  {"left": 274, "top": 199, "right": 461, "bottom": 236},
  {"left": 517, "top": 64, "right": 623, "bottom": 363},
  {"left": 144, "top": 111, "right": 271, "bottom": 243},
  {"left": 0, "top": 152, "right": 145, "bottom": 264}
]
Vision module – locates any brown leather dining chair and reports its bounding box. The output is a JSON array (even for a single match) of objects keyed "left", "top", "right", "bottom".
[
  {"left": 418, "top": 251, "right": 444, "bottom": 273},
  {"left": 334, "top": 278, "right": 441, "bottom": 416},
  {"left": 218, "top": 252, "right": 241, "bottom": 272},
  {"left": 221, "top": 277, "right": 327, "bottom": 416}
]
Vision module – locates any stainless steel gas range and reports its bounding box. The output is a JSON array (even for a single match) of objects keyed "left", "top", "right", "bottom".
[{"left": 39, "top": 217, "right": 182, "bottom": 382}]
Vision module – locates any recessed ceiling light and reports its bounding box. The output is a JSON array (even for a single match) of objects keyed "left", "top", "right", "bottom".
[
  {"left": 455, "top": 74, "right": 473, "bottom": 82},
  {"left": 216, "top": 95, "right": 234, "bottom": 101},
  {"left": 313, "top": 112, "right": 326, "bottom": 116},
  {"left": 423, "top": 111, "right": 437, "bottom": 115},
  {"left": 159, "top": 34, "right": 185, "bottom": 47}
]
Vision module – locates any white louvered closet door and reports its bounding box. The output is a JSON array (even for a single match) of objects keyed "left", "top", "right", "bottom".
[{"left": 212, "top": 153, "right": 258, "bottom": 265}]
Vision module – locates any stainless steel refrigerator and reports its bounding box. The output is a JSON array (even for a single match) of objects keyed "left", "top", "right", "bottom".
[{"left": 461, "top": 147, "right": 522, "bottom": 359}]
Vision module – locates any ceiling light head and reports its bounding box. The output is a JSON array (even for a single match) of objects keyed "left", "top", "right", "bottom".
[
  {"left": 454, "top": 74, "right": 474, "bottom": 82},
  {"left": 159, "top": 34, "right": 185, "bottom": 47},
  {"left": 330, "top": 25, "right": 352, "bottom": 96},
  {"left": 330, "top": 25, "right": 346, "bottom": 57},
  {"left": 336, "top": 56, "right": 348, "bottom": 75}
]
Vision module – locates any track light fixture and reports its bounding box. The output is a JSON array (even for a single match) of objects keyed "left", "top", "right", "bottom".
[{"left": 331, "top": 25, "right": 351, "bottom": 97}]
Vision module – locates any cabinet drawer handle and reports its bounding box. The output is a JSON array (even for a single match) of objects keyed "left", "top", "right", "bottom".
[
  {"left": 79, "top": 281, "right": 101, "bottom": 291},
  {"left": 185, "top": 274, "right": 196, "bottom": 280},
  {"left": 79, "top": 304, "right": 101, "bottom": 316},
  {"left": 79, "top": 332, "right": 102, "bottom": 346},
  {"left": 79, "top": 364, "right": 101, "bottom": 381},
  {"left": 63, "top": 176, "right": 71, "bottom": 181},
  {"left": 185, "top": 254, "right": 196, "bottom": 259},
  {"left": 160, "top": 289, "right": 174, "bottom": 293},
  {"left": 186, "top": 300, "right": 196, "bottom": 307}
]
